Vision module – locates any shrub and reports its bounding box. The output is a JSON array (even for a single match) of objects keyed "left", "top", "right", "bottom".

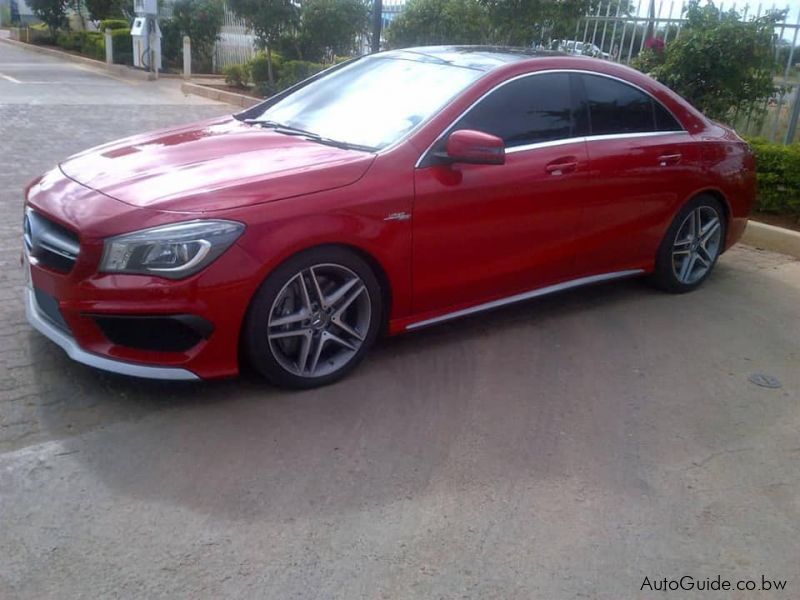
[
  {"left": 100, "top": 18, "right": 130, "bottom": 30},
  {"left": 55, "top": 31, "right": 81, "bottom": 51},
  {"left": 223, "top": 64, "right": 249, "bottom": 88},
  {"left": 745, "top": 138, "right": 800, "bottom": 218},
  {"left": 276, "top": 60, "right": 323, "bottom": 89},
  {"left": 630, "top": 47, "right": 665, "bottom": 75},
  {"left": 54, "top": 30, "right": 110, "bottom": 61},
  {"left": 80, "top": 31, "right": 105, "bottom": 61},
  {"left": 646, "top": 1, "right": 782, "bottom": 120},
  {"left": 249, "top": 51, "right": 283, "bottom": 85}
]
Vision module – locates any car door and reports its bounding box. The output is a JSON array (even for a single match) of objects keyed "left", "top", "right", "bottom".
[
  {"left": 412, "top": 72, "right": 592, "bottom": 315},
  {"left": 573, "top": 73, "right": 702, "bottom": 276}
]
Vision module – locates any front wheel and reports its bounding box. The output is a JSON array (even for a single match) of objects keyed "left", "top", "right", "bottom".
[
  {"left": 651, "top": 195, "right": 726, "bottom": 293},
  {"left": 244, "top": 247, "right": 382, "bottom": 389}
]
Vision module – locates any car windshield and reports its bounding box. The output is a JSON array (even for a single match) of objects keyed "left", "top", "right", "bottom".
[{"left": 248, "top": 55, "right": 485, "bottom": 151}]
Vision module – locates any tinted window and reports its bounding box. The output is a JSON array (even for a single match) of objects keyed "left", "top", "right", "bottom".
[
  {"left": 583, "top": 74, "right": 654, "bottom": 134},
  {"left": 654, "top": 101, "right": 682, "bottom": 131},
  {"left": 453, "top": 73, "right": 576, "bottom": 147}
]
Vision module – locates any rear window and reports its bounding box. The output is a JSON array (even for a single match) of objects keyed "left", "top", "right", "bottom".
[{"left": 581, "top": 74, "right": 683, "bottom": 135}]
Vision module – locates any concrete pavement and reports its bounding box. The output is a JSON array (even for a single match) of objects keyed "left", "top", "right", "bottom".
[{"left": 1, "top": 41, "right": 799, "bottom": 599}]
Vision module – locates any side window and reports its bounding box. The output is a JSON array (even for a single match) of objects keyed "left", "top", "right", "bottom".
[
  {"left": 654, "top": 101, "right": 683, "bottom": 131},
  {"left": 581, "top": 73, "right": 684, "bottom": 135},
  {"left": 582, "top": 74, "right": 654, "bottom": 134},
  {"left": 452, "top": 73, "right": 577, "bottom": 147}
]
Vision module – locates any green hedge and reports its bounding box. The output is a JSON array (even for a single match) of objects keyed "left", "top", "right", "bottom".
[
  {"left": 55, "top": 31, "right": 82, "bottom": 52},
  {"left": 80, "top": 31, "right": 105, "bottom": 61},
  {"left": 223, "top": 64, "right": 249, "bottom": 88},
  {"left": 248, "top": 54, "right": 323, "bottom": 96},
  {"left": 100, "top": 19, "right": 130, "bottom": 31},
  {"left": 277, "top": 60, "right": 324, "bottom": 89},
  {"left": 746, "top": 138, "right": 800, "bottom": 219},
  {"left": 54, "top": 28, "right": 132, "bottom": 65},
  {"left": 249, "top": 52, "right": 284, "bottom": 87}
]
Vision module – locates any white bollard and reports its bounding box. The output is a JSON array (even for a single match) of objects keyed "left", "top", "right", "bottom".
[
  {"left": 104, "top": 29, "right": 113, "bottom": 65},
  {"left": 183, "top": 36, "right": 191, "bottom": 80}
]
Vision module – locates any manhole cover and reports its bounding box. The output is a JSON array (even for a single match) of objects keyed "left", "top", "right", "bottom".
[{"left": 748, "top": 373, "right": 782, "bottom": 389}]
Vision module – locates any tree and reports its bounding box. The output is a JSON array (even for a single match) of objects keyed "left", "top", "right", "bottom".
[
  {"left": 480, "top": 0, "right": 591, "bottom": 47},
  {"left": 26, "top": 0, "right": 68, "bottom": 37},
  {"left": 84, "top": 0, "right": 127, "bottom": 21},
  {"left": 228, "top": 0, "right": 299, "bottom": 83},
  {"left": 386, "top": 0, "right": 490, "bottom": 48},
  {"left": 298, "top": 0, "right": 370, "bottom": 62},
  {"left": 648, "top": 0, "right": 784, "bottom": 120},
  {"left": 170, "top": 0, "right": 224, "bottom": 72}
]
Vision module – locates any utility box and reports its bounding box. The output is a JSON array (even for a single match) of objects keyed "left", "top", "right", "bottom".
[
  {"left": 131, "top": 17, "right": 162, "bottom": 70},
  {"left": 133, "top": 0, "right": 157, "bottom": 15}
]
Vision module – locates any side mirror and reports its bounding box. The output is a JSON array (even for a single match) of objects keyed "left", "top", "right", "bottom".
[{"left": 441, "top": 129, "right": 505, "bottom": 165}]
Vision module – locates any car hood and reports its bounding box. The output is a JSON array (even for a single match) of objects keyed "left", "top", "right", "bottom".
[{"left": 59, "top": 116, "right": 376, "bottom": 213}]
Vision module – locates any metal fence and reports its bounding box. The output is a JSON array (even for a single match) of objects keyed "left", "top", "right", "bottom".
[
  {"left": 571, "top": 1, "right": 800, "bottom": 143},
  {"left": 214, "top": 5, "right": 255, "bottom": 72}
]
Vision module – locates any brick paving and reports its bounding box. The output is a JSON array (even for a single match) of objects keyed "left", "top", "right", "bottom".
[{"left": 0, "top": 41, "right": 231, "bottom": 450}]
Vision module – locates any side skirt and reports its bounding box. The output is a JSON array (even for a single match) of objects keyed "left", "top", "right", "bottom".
[{"left": 404, "top": 269, "right": 645, "bottom": 331}]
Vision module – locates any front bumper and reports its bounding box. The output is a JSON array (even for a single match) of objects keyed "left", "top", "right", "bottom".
[
  {"left": 23, "top": 168, "right": 267, "bottom": 380},
  {"left": 25, "top": 287, "right": 199, "bottom": 380}
]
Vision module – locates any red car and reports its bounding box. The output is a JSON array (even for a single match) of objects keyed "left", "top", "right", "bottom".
[{"left": 23, "top": 47, "right": 756, "bottom": 388}]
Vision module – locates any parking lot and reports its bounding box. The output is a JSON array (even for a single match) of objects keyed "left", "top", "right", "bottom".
[{"left": 1, "top": 42, "right": 799, "bottom": 599}]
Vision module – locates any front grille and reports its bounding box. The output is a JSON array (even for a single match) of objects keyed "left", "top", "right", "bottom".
[{"left": 24, "top": 208, "right": 80, "bottom": 273}]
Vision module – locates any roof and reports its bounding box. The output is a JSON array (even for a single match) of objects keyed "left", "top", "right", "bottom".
[{"left": 377, "top": 46, "right": 565, "bottom": 71}]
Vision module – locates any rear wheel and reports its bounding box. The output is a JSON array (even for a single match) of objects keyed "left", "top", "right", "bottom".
[
  {"left": 651, "top": 195, "right": 726, "bottom": 293},
  {"left": 244, "top": 247, "right": 382, "bottom": 388}
]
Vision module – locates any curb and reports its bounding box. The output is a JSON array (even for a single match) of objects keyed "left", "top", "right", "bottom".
[
  {"left": 742, "top": 220, "right": 800, "bottom": 259},
  {"left": 180, "top": 81, "right": 261, "bottom": 108},
  {"left": 0, "top": 36, "right": 155, "bottom": 81}
]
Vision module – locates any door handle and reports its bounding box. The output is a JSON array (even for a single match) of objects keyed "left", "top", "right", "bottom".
[
  {"left": 545, "top": 158, "right": 578, "bottom": 175},
  {"left": 657, "top": 153, "right": 682, "bottom": 166}
]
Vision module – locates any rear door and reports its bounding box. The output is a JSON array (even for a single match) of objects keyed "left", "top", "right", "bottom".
[{"left": 573, "top": 73, "right": 701, "bottom": 276}]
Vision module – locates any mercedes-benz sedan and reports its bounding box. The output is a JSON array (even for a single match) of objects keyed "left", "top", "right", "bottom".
[{"left": 22, "top": 46, "right": 756, "bottom": 388}]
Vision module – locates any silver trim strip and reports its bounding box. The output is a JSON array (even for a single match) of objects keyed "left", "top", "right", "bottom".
[
  {"left": 25, "top": 288, "right": 200, "bottom": 381},
  {"left": 581, "top": 130, "right": 688, "bottom": 143},
  {"left": 415, "top": 68, "right": 687, "bottom": 168},
  {"left": 503, "top": 130, "right": 688, "bottom": 155},
  {"left": 504, "top": 137, "right": 585, "bottom": 154},
  {"left": 406, "top": 269, "right": 644, "bottom": 330}
]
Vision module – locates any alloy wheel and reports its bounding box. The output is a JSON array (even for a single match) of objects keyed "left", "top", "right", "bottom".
[
  {"left": 671, "top": 205, "right": 723, "bottom": 285},
  {"left": 267, "top": 264, "right": 371, "bottom": 378}
]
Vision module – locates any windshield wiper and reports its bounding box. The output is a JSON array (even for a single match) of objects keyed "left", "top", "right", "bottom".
[{"left": 243, "top": 119, "right": 377, "bottom": 152}]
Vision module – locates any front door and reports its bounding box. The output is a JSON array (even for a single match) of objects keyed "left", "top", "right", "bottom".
[{"left": 412, "top": 72, "right": 591, "bottom": 315}]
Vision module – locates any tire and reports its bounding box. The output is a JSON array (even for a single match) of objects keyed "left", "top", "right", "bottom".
[
  {"left": 650, "top": 194, "right": 726, "bottom": 293},
  {"left": 244, "top": 246, "right": 383, "bottom": 389}
]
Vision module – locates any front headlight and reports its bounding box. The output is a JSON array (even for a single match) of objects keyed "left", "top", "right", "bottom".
[{"left": 100, "top": 220, "right": 245, "bottom": 279}]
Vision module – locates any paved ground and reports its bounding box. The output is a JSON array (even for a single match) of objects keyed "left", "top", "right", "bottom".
[{"left": 1, "top": 41, "right": 799, "bottom": 600}]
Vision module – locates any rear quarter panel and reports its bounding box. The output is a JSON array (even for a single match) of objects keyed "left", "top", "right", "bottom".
[{"left": 697, "top": 124, "right": 757, "bottom": 249}]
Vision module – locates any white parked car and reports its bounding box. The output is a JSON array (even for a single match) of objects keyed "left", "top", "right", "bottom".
[{"left": 554, "top": 40, "right": 610, "bottom": 59}]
